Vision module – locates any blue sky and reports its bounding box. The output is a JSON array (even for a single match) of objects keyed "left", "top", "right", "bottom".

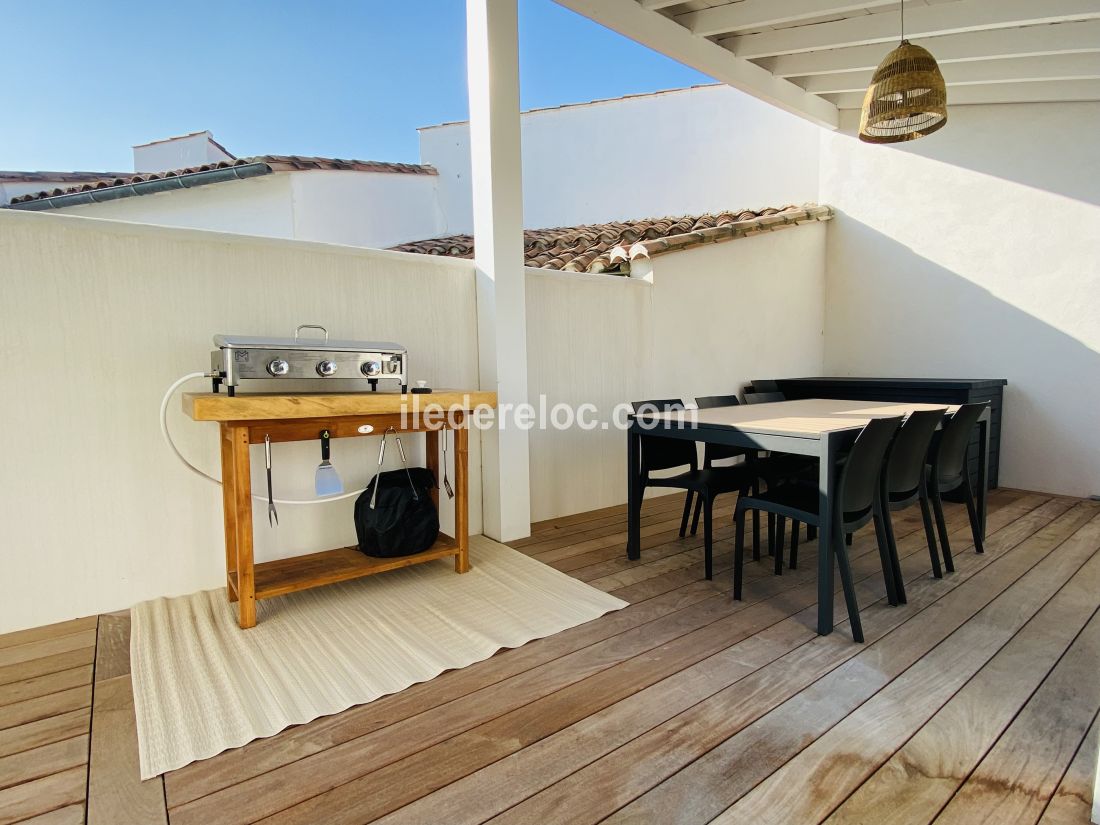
[{"left": 0, "top": 0, "right": 711, "bottom": 172}]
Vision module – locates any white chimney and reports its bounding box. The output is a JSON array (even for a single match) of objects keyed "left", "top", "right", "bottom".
[{"left": 132, "top": 131, "right": 235, "bottom": 172}]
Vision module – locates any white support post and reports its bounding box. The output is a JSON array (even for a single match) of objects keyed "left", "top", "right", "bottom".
[{"left": 466, "top": 0, "right": 532, "bottom": 542}]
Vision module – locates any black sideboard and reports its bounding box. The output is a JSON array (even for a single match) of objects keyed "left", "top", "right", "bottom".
[{"left": 756, "top": 377, "right": 1007, "bottom": 492}]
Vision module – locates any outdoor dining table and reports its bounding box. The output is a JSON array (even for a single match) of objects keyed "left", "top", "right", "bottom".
[{"left": 627, "top": 398, "right": 992, "bottom": 636}]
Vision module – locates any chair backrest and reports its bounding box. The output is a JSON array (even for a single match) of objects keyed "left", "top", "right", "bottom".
[
  {"left": 886, "top": 408, "right": 947, "bottom": 496},
  {"left": 750, "top": 380, "right": 780, "bottom": 393},
  {"left": 839, "top": 416, "right": 903, "bottom": 519},
  {"left": 631, "top": 398, "right": 696, "bottom": 474},
  {"left": 931, "top": 403, "right": 987, "bottom": 485},
  {"left": 695, "top": 394, "right": 740, "bottom": 410},
  {"left": 743, "top": 391, "right": 785, "bottom": 405}
]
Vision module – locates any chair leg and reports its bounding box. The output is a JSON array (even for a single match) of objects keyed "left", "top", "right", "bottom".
[
  {"left": 962, "top": 473, "right": 984, "bottom": 554},
  {"left": 807, "top": 525, "right": 817, "bottom": 541},
  {"left": 919, "top": 483, "right": 943, "bottom": 579},
  {"left": 768, "top": 512, "right": 776, "bottom": 556},
  {"left": 930, "top": 486, "right": 955, "bottom": 573},
  {"left": 790, "top": 520, "right": 800, "bottom": 570},
  {"left": 834, "top": 521, "right": 864, "bottom": 643},
  {"left": 752, "top": 480, "right": 761, "bottom": 561},
  {"left": 845, "top": 531, "right": 853, "bottom": 547},
  {"left": 679, "top": 491, "right": 693, "bottom": 538},
  {"left": 774, "top": 516, "right": 786, "bottom": 576},
  {"left": 881, "top": 505, "right": 906, "bottom": 605},
  {"left": 873, "top": 507, "right": 899, "bottom": 607},
  {"left": 690, "top": 492, "right": 703, "bottom": 537},
  {"left": 734, "top": 504, "right": 746, "bottom": 600},
  {"left": 703, "top": 493, "right": 714, "bottom": 581}
]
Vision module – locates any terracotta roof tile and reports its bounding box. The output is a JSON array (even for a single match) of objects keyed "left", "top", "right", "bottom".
[
  {"left": 7, "top": 155, "right": 437, "bottom": 205},
  {"left": 390, "top": 205, "right": 833, "bottom": 275}
]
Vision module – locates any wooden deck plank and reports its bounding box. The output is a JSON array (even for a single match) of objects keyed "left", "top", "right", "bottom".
[
  {"left": 92, "top": 614, "right": 131, "bottom": 682},
  {"left": 0, "top": 764, "right": 85, "bottom": 825},
  {"left": 0, "top": 666, "right": 93, "bottom": 707},
  {"left": 0, "top": 647, "right": 95, "bottom": 689},
  {"left": 0, "top": 735, "right": 88, "bottom": 792},
  {"left": 932, "top": 606, "right": 1100, "bottom": 824},
  {"left": 0, "top": 630, "right": 97, "bottom": 670},
  {"left": 16, "top": 804, "right": 86, "bottom": 825},
  {"left": 1038, "top": 712, "right": 1100, "bottom": 825},
  {"left": 593, "top": 500, "right": 1092, "bottom": 825},
  {"left": 86, "top": 674, "right": 168, "bottom": 825},
  {"left": 0, "top": 617, "right": 97, "bottom": 651},
  {"left": 0, "top": 686, "right": 92, "bottom": 732},
  {"left": 0, "top": 709, "right": 91, "bottom": 760}
]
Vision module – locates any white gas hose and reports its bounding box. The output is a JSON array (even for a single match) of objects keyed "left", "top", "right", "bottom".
[{"left": 159, "top": 372, "right": 365, "bottom": 505}]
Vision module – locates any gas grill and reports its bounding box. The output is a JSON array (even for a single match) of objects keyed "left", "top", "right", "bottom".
[{"left": 210, "top": 325, "right": 407, "bottom": 396}]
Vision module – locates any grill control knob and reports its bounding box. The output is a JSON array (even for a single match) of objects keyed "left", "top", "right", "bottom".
[
  {"left": 316, "top": 360, "right": 338, "bottom": 377},
  {"left": 361, "top": 360, "right": 382, "bottom": 377},
  {"left": 267, "top": 358, "right": 290, "bottom": 377}
]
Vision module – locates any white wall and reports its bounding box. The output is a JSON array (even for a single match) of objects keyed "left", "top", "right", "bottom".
[
  {"left": 420, "top": 84, "right": 822, "bottom": 234},
  {"left": 524, "top": 223, "right": 827, "bottom": 522},
  {"left": 0, "top": 210, "right": 481, "bottom": 634},
  {"left": 133, "top": 131, "right": 234, "bottom": 172},
  {"left": 289, "top": 171, "right": 449, "bottom": 250},
  {"left": 820, "top": 102, "right": 1100, "bottom": 498},
  {"left": 54, "top": 171, "right": 447, "bottom": 250},
  {"left": 59, "top": 173, "right": 297, "bottom": 238}
]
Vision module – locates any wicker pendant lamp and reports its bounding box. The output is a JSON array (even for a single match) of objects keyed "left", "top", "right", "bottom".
[{"left": 858, "top": 0, "right": 947, "bottom": 143}]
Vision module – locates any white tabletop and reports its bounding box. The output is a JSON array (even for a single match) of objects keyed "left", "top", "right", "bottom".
[{"left": 637, "top": 398, "right": 958, "bottom": 440}]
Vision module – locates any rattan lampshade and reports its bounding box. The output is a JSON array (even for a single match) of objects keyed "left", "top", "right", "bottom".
[{"left": 859, "top": 40, "right": 947, "bottom": 144}]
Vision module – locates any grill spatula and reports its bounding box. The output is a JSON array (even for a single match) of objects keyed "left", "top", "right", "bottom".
[{"left": 315, "top": 429, "right": 344, "bottom": 497}]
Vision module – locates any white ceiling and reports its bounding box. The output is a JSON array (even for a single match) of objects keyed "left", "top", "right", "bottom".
[{"left": 555, "top": 0, "right": 1100, "bottom": 128}]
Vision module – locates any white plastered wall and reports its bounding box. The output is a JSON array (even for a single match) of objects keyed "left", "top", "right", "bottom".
[
  {"left": 420, "top": 84, "right": 822, "bottom": 234},
  {"left": 0, "top": 210, "right": 481, "bottom": 634},
  {"left": 524, "top": 223, "right": 827, "bottom": 522},
  {"left": 819, "top": 102, "right": 1100, "bottom": 498}
]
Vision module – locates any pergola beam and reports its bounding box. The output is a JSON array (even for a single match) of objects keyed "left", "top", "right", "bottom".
[
  {"left": 757, "top": 20, "right": 1100, "bottom": 77},
  {"left": 827, "top": 79, "right": 1100, "bottom": 108},
  {"left": 723, "top": 0, "right": 1100, "bottom": 59},
  {"left": 556, "top": 0, "right": 839, "bottom": 128},
  {"left": 675, "top": 0, "right": 901, "bottom": 38},
  {"left": 797, "top": 53, "right": 1100, "bottom": 94}
]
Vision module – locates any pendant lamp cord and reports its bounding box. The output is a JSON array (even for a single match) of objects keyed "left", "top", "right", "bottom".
[{"left": 901, "top": 0, "right": 905, "bottom": 41}]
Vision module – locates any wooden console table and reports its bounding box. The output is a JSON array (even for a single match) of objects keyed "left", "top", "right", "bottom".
[{"left": 183, "top": 390, "right": 497, "bottom": 628}]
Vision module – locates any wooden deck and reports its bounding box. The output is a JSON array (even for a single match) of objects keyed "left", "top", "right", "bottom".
[{"left": 2, "top": 488, "right": 1099, "bottom": 824}]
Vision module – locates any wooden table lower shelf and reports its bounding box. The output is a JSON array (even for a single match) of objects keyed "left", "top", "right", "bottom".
[{"left": 228, "top": 537, "right": 461, "bottom": 601}]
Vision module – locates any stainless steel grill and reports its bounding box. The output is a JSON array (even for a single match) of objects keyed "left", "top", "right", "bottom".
[{"left": 210, "top": 325, "right": 407, "bottom": 396}]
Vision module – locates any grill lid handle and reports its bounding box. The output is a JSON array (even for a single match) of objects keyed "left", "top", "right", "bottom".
[{"left": 294, "top": 324, "right": 329, "bottom": 343}]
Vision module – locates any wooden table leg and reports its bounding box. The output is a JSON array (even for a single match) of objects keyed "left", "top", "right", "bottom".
[
  {"left": 219, "top": 424, "right": 239, "bottom": 603},
  {"left": 229, "top": 425, "right": 256, "bottom": 628},
  {"left": 454, "top": 422, "right": 470, "bottom": 574},
  {"left": 425, "top": 429, "right": 440, "bottom": 511}
]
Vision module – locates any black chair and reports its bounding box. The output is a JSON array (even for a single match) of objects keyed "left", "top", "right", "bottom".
[
  {"left": 686, "top": 393, "right": 765, "bottom": 550},
  {"left": 733, "top": 415, "right": 904, "bottom": 643},
  {"left": 876, "top": 408, "right": 948, "bottom": 605},
  {"left": 743, "top": 390, "right": 785, "bottom": 405},
  {"left": 742, "top": 389, "right": 818, "bottom": 548},
  {"left": 927, "top": 403, "right": 988, "bottom": 568},
  {"left": 631, "top": 399, "right": 755, "bottom": 580}
]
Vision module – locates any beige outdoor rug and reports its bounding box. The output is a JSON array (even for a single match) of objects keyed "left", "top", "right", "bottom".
[{"left": 130, "top": 535, "right": 626, "bottom": 778}]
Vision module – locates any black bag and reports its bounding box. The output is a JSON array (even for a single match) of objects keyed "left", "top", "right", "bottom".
[{"left": 354, "top": 431, "right": 439, "bottom": 558}]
